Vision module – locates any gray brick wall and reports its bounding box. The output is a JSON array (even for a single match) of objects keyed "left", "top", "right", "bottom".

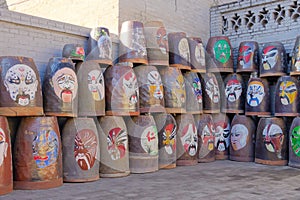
[
  {"left": 210, "top": 0, "right": 300, "bottom": 68},
  {"left": 0, "top": 0, "right": 7, "bottom": 9},
  {"left": 0, "top": 8, "right": 119, "bottom": 81},
  {"left": 119, "top": 0, "right": 212, "bottom": 43}
]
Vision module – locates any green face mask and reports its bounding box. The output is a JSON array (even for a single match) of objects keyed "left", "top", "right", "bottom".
[
  {"left": 213, "top": 40, "right": 231, "bottom": 64},
  {"left": 291, "top": 126, "right": 300, "bottom": 157}
]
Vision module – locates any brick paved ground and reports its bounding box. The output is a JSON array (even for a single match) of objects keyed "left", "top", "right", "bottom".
[{"left": 2, "top": 160, "right": 300, "bottom": 200}]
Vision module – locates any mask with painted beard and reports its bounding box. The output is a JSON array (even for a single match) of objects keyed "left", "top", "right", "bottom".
[
  {"left": 162, "top": 123, "right": 177, "bottom": 155},
  {"left": 205, "top": 74, "right": 220, "bottom": 104},
  {"left": 214, "top": 122, "right": 230, "bottom": 152},
  {"left": 262, "top": 124, "right": 284, "bottom": 159},
  {"left": 246, "top": 81, "right": 265, "bottom": 107},
  {"left": 156, "top": 26, "right": 168, "bottom": 54},
  {"left": 87, "top": 69, "right": 104, "bottom": 101},
  {"left": 4, "top": 64, "right": 39, "bottom": 106},
  {"left": 147, "top": 70, "right": 163, "bottom": 100},
  {"left": 123, "top": 71, "right": 139, "bottom": 107},
  {"left": 262, "top": 46, "right": 278, "bottom": 70},
  {"left": 107, "top": 127, "right": 127, "bottom": 160},
  {"left": 279, "top": 81, "right": 297, "bottom": 105},
  {"left": 181, "top": 123, "right": 198, "bottom": 156},
  {"left": 52, "top": 67, "right": 78, "bottom": 103},
  {"left": 225, "top": 79, "right": 242, "bottom": 102},
  {"left": 198, "top": 123, "right": 214, "bottom": 158},
  {"left": 74, "top": 129, "right": 98, "bottom": 170}
]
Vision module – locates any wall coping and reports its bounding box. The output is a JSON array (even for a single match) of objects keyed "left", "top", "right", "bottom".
[{"left": 210, "top": 0, "right": 284, "bottom": 12}]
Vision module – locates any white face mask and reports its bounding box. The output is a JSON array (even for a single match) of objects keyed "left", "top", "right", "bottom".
[
  {"left": 87, "top": 69, "right": 104, "bottom": 101},
  {"left": 230, "top": 124, "right": 248, "bottom": 151},
  {"left": 181, "top": 124, "right": 198, "bottom": 156},
  {"left": 205, "top": 76, "right": 220, "bottom": 103},
  {"left": 4, "top": 64, "right": 38, "bottom": 106},
  {"left": 262, "top": 46, "right": 278, "bottom": 70}
]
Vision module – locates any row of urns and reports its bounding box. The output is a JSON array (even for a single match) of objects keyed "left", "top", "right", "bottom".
[
  {"left": 72, "top": 21, "right": 207, "bottom": 72},
  {"left": 77, "top": 20, "right": 300, "bottom": 77},
  {"left": 211, "top": 72, "right": 300, "bottom": 117},
  {"left": 0, "top": 56, "right": 197, "bottom": 117},
  {"left": 1, "top": 111, "right": 300, "bottom": 195},
  {"left": 235, "top": 37, "right": 300, "bottom": 77},
  {"left": 2, "top": 55, "right": 300, "bottom": 118}
]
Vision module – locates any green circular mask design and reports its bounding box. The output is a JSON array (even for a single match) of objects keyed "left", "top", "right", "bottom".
[
  {"left": 213, "top": 40, "right": 231, "bottom": 64},
  {"left": 291, "top": 126, "right": 300, "bottom": 157}
]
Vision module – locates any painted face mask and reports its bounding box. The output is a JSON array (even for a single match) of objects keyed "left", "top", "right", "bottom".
[
  {"left": 123, "top": 71, "right": 139, "bottom": 107},
  {"left": 32, "top": 130, "right": 59, "bottom": 169},
  {"left": 205, "top": 75, "right": 220, "bottom": 103},
  {"left": 291, "top": 126, "right": 300, "bottom": 157},
  {"left": 262, "top": 124, "right": 284, "bottom": 159},
  {"left": 192, "top": 77, "right": 202, "bottom": 104},
  {"left": 162, "top": 123, "right": 177, "bottom": 155},
  {"left": 147, "top": 71, "right": 163, "bottom": 100},
  {"left": 195, "top": 43, "right": 206, "bottom": 66},
  {"left": 238, "top": 45, "right": 253, "bottom": 67},
  {"left": 246, "top": 81, "right": 265, "bottom": 107},
  {"left": 262, "top": 46, "right": 278, "bottom": 70},
  {"left": 52, "top": 67, "right": 78, "bottom": 103},
  {"left": 74, "top": 129, "right": 98, "bottom": 170},
  {"left": 87, "top": 69, "right": 104, "bottom": 101},
  {"left": 214, "top": 121, "right": 230, "bottom": 152},
  {"left": 132, "top": 27, "right": 147, "bottom": 57},
  {"left": 230, "top": 124, "right": 248, "bottom": 151},
  {"left": 279, "top": 81, "right": 297, "bottom": 105},
  {"left": 198, "top": 123, "right": 214, "bottom": 158},
  {"left": 156, "top": 27, "right": 168, "bottom": 54},
  {"left": 98, "top": 30, "right": 112, "bottom": 60},
  {"left": 4, "top": 64, "right": 39, "bottom": 106},
  {"left": 214, "top": 39, "right": 231, "bottom": 64},
  {"left": 107, "top": 127, "right": 127, "bottom": 160},
  {"left": 225, "top": 79, "right": 242, "bottom": 102},
  {"left": 0, "top": 129, "right": 8, "bottom": 166},
  {"left": 178, "top": 38, "right": 190, "bottom": 63},
  {"left": 141, "top": 126, "right": 158, "bottom": 155},
  {"left": 181, "top": 123, "right": 198, "bottom": 156},
  {"left": 174, "top": 75, "right": 186, "bottom": 106}
]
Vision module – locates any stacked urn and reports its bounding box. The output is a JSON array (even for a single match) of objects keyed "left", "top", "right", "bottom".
[{"left": 4, "top": 18, "right": 300, "bottom": 197}]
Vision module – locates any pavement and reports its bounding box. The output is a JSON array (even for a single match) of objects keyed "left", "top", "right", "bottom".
[{"left": 2, "top": 160, "right": 300, "bottom": 200}]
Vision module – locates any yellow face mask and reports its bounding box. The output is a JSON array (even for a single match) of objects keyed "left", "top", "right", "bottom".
[
  {"left": 174, "top": 75, "right": 185, "bottom": 105},
  {"left": 279, "top": 81, "right": 297, "bottom": 105}
]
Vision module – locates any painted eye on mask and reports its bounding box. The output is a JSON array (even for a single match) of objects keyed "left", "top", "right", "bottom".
[
  {"left": 223, "top": 130, "right": 230, "bottom": 138},
  {"left": 8, "top": 77, "right": 20, "bottom": 84},
  {"left": 203, "top": 130, "right": 210, "bottom": 136},
  {"left": 266, "top": 52, "right": 277, "bottom": 58},
  {"left": 193, "top": 136, "right": 197, "bottom": 142},
  {"left": 292, "top": 131, "right": 300, "bottom": 139},
  {"left": 25, "top": 76, "right": 34, "bottom": 84}
]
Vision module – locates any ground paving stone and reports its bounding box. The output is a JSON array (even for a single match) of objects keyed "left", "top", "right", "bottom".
[{"left": 2, "top": 160, "right": 300, "bottom": 200}]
